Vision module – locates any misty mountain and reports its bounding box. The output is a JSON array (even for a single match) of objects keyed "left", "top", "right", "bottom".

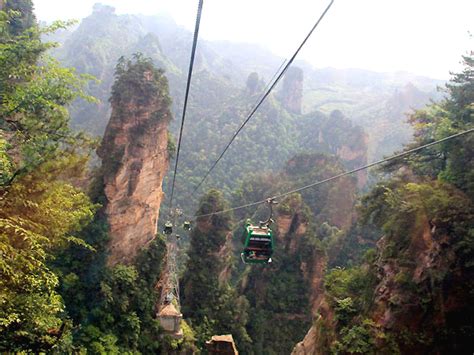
[{"left": 49, "top": 3, "right": 443, "bottom": 212}]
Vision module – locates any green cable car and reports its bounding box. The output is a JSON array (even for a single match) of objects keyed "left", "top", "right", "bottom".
[
  {"left": 241, "top": 220, "right": 274, "bottom": 264},
  {"left": 163, "top": 221, "right": 173, "bottom": 235},
  {"left": 183, "top": 221, "right": 192, "bottom": 231},
  {"left": 241, "top": 199, "right": 276, "bottom": 264}
]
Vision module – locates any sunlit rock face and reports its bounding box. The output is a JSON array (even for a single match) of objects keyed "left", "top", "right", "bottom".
[{"left": 98, "top": 66, "right": 172, "bottom": 266}]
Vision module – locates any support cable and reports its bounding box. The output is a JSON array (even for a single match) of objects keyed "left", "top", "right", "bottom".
[
  {"left": 168, "top": 0, "right": 204, "bottom": 213},
  {"left": 192, "top": 0, "right": 335, "bottom": 195},
  {"left": 250, "top": 58, "right": 287, "bottom": 111},
  {"left": 193, "top": 128, "right": 474, "bottom": 218}
]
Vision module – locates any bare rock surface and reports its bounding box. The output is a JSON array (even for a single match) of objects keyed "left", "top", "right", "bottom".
[{"left": 98, "top": 67, "right": 171, "bottom": 266}]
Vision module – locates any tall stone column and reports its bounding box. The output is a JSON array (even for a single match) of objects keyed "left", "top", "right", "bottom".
[{"left": 97, "top": 58, "right": 172, "bottom": 266}]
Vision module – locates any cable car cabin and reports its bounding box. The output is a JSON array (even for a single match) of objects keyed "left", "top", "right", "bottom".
[
  {"left": 183, "top": 221, "right": 192, "bottom": 231},
  {"left": 163, "top": 221, "right": 173, "bottom": 235},
  {"left": 241, "top": 221, "right": 274, "bottom": 264}
]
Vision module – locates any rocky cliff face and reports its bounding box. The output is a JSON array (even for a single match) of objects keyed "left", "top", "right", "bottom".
[
  {"left": 97, "top": 58, "right": 172, "bottom": 266},
  {"left": 292, "top": 181, "right": 474, "bottom": 354},
  {"left": 283, "top": 153, "right": 358, "bottom": 231},
  {"left": 280, "top": 67, "right": 304, "bottom": 114},
  {"left": 369, "top": 217, "right": 472, "bottom": 353},
  {"left": 296, "top": 110, "right": 369, "bottom": 189}
]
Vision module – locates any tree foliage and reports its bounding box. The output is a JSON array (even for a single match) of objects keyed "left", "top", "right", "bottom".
[
  {"left": 0, "top": 2, "right": 97, "bottom": 351},
  {"left": 181, "top": 189, "right": 251, "bottom": 350},
  {"left": 51, "top": 55, "right": 176, "bottom": 353},
  {"left": 325, "top": 50, "right": 474, "bottom": 354}
]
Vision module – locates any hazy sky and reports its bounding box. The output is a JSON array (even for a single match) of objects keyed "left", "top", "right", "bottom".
[{"left": 34, "top": 0, "right": 473, "bottom": 79}]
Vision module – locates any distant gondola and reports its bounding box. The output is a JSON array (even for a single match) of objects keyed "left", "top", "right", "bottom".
[
  {"left": 183, "top": 221, "right": 192, "bottom": 231},
  {"left": 163, "top": 221, "right": 173, "bottom": 235}
]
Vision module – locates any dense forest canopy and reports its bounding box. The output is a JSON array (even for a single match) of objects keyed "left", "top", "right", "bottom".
[
  {"left": 1, "top": 1, "right": 473, "bottom": 354},
  {"left": 0, "top": 1, "right": 97, "bottom": 350}
]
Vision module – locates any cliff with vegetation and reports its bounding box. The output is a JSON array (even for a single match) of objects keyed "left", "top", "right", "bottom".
[
  {"left": 97, "top": 55, "right": 172, "bottom": 265},
  {"left": 292, "top": 52, "right": 474, "bottom": 355},
  {"left": 279, "top": 67, "right": 304, "bottom": 114},
  {"left": 49, "top": 4, "right": 439, "bottom": 216},
  {"left": 3, "top": 1, "right": 473, "bottom": 354},
  {"left": 0, "top": 43, "right": 178, "bottom": 352},
  {"left": 48, "top": 56, "right": 180, "bottom": 353},
  {"left": 181, "top": 190, "right": 250, "bottom": 350}
]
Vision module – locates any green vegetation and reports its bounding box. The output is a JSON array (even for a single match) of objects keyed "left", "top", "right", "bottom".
[
  {"left": 320, "top": 51, "right": 474, "bottom": 354},
  {"left": 1, "top": 1, "right": 472, "bottom": 353},
  {"left": 181, "top": 189, "right": 251, "bottom": 350},
  {"left": 0, "top": 3, "right": 96, "bottom": 352},
  {"left": 0, "top": 3, "right": 180, "bottom": 351},
  {"left": 55, "top": 231, "right": 168, "bottom": 353},
  {"left": 110, "top": 53, "right": 171, "bottom": 111}
]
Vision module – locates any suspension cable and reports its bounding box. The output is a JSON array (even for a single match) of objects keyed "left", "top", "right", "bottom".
[
  {"left": 250, "top": 58, "right": 287, "bottom": 111},
  {"left": 191, "top": 0, "right": 335, "bottom": 195},
  {"left": 168, "top": 0, "right": 204, "bottom": 213},
  {"left": 193, "top": 127, "right": 474, "bottom": 218},
  {"left": 187, "top": 57, "right": 286, "bottom": 200}
]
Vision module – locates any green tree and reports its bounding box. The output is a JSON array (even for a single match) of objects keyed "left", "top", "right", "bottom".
[
  {"left": 3, "top": 0, "right": 36, "bottom": 35},
  {"left": 181, "top": 189, "right": 251, "bottom": 349},
  {"left": 0, "top": 3, "right": 97, "bottom": 351},
  {"left": 0, "top": 5, "right": 95, "bottom": 188},
  {"left": 302, "top": 50, "right": 474, "bottom": 355}
]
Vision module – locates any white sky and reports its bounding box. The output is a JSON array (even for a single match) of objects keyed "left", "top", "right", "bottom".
[{"left": 34, "top": 0, "right": 473, "bottom": 79}]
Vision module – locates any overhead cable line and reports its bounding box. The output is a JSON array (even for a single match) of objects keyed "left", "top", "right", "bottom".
[
  {"left": 182, "top": 57, "right": 286, "bottom": 214},
  {"left": 250, "top": 58, "right": 288, "bottom": 110},
  {"left": 235, "top": 58, "right": 288, "bottom": 135},
  {"left": 168, "top": 0, "right": 204, "bottom": 213},
  {"left": 193, "top": 128, "right": 474, "bottom": 218},
  {"left": 191, "top": 0, "right": 336, "bottom": 195}
]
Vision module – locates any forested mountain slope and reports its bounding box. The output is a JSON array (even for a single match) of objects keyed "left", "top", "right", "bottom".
[
  {"left": 2, "top": 1, "right": 473, "bottom": 353},
  {"left": 50, "top": 4, "right": 442, "bottom": 214},
  {"left": 292, "top": 51, "right": 474, "bottom": 355}
]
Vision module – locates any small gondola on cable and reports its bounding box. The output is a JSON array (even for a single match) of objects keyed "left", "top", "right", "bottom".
[
  {"left": 163, "top": 221, "right": 173, "bottom": 235},
  {"left": 183, "top": 221, "right": 192, "bottom": 231},
  {"left": 163, "top": 219, "right": 191, "bottom": 236},
  {"left": 163, "top": 208, "right": 186, "bottom": 236},
  {"left": 241, "top": 199, "right": 276, "bottom": 264}
]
